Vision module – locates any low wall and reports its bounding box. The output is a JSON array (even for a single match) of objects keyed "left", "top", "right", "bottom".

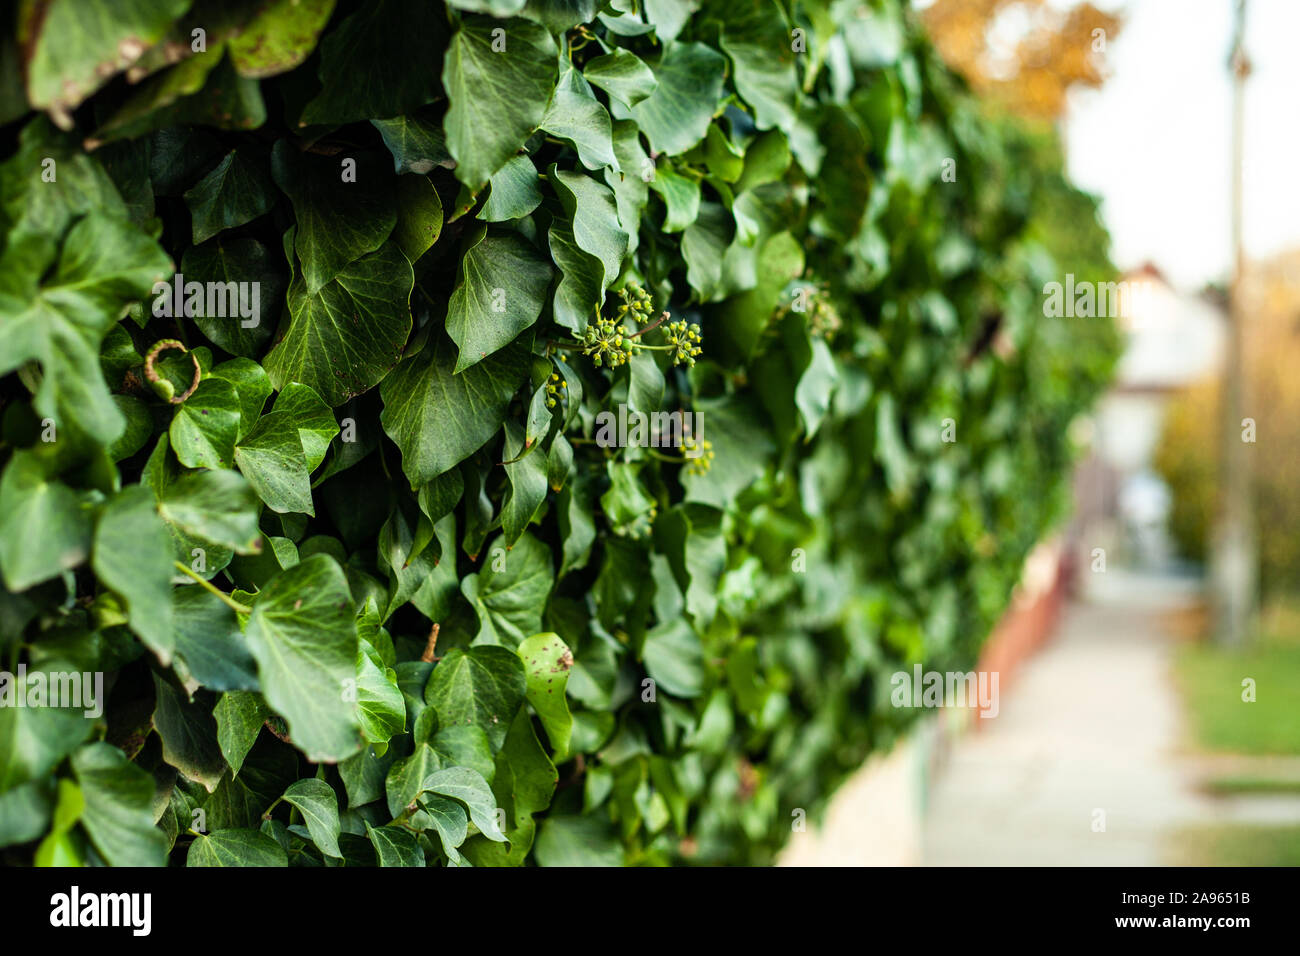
[{"left": 777, "top": 540, "right": 1067, "bottom": 865}]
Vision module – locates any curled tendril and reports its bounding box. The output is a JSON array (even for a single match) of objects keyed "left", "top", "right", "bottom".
[{"left": 144, "top": 339, "right": 201, "bottom": 404}]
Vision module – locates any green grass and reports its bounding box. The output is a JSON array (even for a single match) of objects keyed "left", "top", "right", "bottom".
[
  {"left": 1202, "top": 776, "right": 1300, "bottom": 795},
  {"left": 1169, "top": 825, "right": 1300, "bottom": 866},
  {"left": 1175, "top": 627, "right": 1300, "bottom": 755}
]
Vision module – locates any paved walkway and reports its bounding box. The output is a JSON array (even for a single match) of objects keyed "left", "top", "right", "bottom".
[{"left": 924, "top": 575, "right": 1216, "bottom": 865}]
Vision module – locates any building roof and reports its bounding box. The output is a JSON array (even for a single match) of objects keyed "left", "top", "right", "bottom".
[{"left": 1113, "top": 265, "right": 1225, "bottom": 390}]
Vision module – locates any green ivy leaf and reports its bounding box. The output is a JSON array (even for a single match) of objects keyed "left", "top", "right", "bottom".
[
  {"left": 385, "top": 742, "right": 441, "bottom": 817},
  {"left": 24, "top": 0, "right": 190, "bottom": 122},
  {"left": 0, "top": 451, "right": 94, "bottom": 591},
  {"left": 0, "top": 215, "right": 170, "bottom": 445},
  {"left": 93, "top": 485, "right": 175, "bottom": 661},
  {"left": 681, "top": 394, "right": 774, "bottom": 507},
  {"left": 180, "top": 237, "right": 281, "bottom": 358},
  {"left": 642, "top": 617, "right": 705, "bottom": 698},
  {"left": 551, "top": 168, "right": 628, "bottom": 303},
  {"left": 424, "top": 646, "right": 526, "bottom": 751},
  {"left": 188, "top": 828, "right": 288, "bottom": 866},
  {"left": 158, "top": 469, "right": 263, "bottom": 555},
  {"left": 244, "top": 554, "right": 362, "bottom": 762},
  {"left": 416, "top": 794, "right": 468, "bottom": 855},
  {"left": 0, "top": 664, "right": 95, "bottom": 792},
  {"left": 517, "top": 632, "right": 573, "bottom": 757},
  {"left": 183, "top": 149, "right": 276, "bottom": 244},
  {"left": 459, "top": 703, "right": 555, "bottom": 865},
  {"left": 151, "top": 674, "right": 226, "bottom": 792},
  {"left": 71, "top": 742, "right": 169, "bottom": 866},
  {"left": 431, "top": 726, "right": 495, "bottom": 783},
  {"left": 366, "top": 821, "right": 425, "bottom": 866},
  {"left": 479, "top": 156, "right": 543, "bottom": 222},
  {"left": 501, "top": 421, "right": 548, "bottom": 546},
  {"left": 648, "top": 164, "right": 700, "bottom": 232},
  {"left": 535, "top": 813, "right": 623, "bottom": 866},
  {"left": 655, "top": 504, "right": 726, "bottom": 629},
  {"left": 547, "top": 167, "right": 628, "bottom": 333},
  {"left": 381, "top": 332, "right": 531, "bottom": 486},
  {"left": 632, "top": 42, "right": 727, "bottom": 156},
  {"left": 680, "top": 201, "right": 733, "bottom": 302},
  {"left": 714, "top": 230, "right": 803, "bottom": 360},
  {"left": 234, "top": 383, "right": 339, "bottom": 515},
  {"left": 420, "top": 766, "right": 505, "bottom": 841},
  {"left": 707, "top": 0, "right": 799, "bottom": 130},
  {"left": 209, "top": 358, "right": 273, "bottom": 440},
  {"left": 170, "top": 378, "right": 241, "bottom": 470},
  {"left": 271, "top": 142, "right": 396, "bottom": 295},
  {"left": 299, "top": 0, "right": 445, "bottom": 126},
  {"left": 583, "top": 49, "right": 658, "bottom": 107},
  {"left": 541, "top": 68, "right": 618, "bottom": 173},
  {"left": 445, "top": 229, "right": 551, "bottom": 373},
  {"left": 265, "top": 242, "right": 413, "bottom": 407},
  {"left": 213, "top": 691, "right": 270, "bottom": 775},
  {"left": 0, "top": 780, "right": 57, "bottom": 849},
  {"left": 282, "top": 778, "right": 342, "bottom": 858},
  {"left": 371, "top": 109, "right": 454, "bottom": 174},
  {"left": 174, "top": 586, "right": 258, "bottom": 691},
  {"left": 356, "top": 638, "right": 406, "bottom": 750},
  {"left": 392, "top": 175, "right": 444, "bottom": 263},
  {"left": 93, "top": 56, "right": 267, "bottom": 145},
  {"left": 811, "top": 105, "right": 871, "bottom": 242},
  {"left": 605, "top": 119, "right": 650, "bottom": 251},
  {"left": 442, "top": 16, "right": 557, "bottom": 188},
  {"left": 228, "top": 0, "right": 338, "bottom": 79},
  {"left": 460, "top": 532, "right": 554, "bottom": 646}
]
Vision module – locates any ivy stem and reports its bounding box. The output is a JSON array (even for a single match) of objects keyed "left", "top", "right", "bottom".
[
  {"left": 629, "top": 311, "right": 670, "bottom": 339},
  {"left": 173, "top": 561, "right": 252, "bottom": 615},
  {"left": 421, "top": 623, "right": 441, "bottom": 663},
  {"left": 647, "top": 449, "right": 685, "bottom": 463},
  {"left": 262, "top": 796, "right": 285, "bottom": 822}
]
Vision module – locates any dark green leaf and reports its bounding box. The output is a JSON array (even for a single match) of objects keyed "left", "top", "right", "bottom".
[{"left": 244, "top": 554, "right": 362, "bottom": 762}]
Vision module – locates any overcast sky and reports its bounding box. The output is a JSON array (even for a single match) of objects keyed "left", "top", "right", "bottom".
[{"left": 1065, "top": 0, "right": 1300, "bottom": 291}]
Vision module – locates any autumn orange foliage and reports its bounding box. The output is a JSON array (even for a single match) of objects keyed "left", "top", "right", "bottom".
[{"left": 922, "top": 0, "right": 1122, "bottom": 120}]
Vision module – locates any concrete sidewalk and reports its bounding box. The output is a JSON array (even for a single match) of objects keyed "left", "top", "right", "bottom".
[{"left": 923, "top": 579, "right": 1212, "bottom": 865}]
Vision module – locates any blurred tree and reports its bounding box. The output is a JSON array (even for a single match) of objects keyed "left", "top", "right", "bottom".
[
  {"left": 922, "top": 0, "right": 1121, "bottom": 120},
  {"left": 1156, "top": 250, "right": 1300, "bottom": 599}
]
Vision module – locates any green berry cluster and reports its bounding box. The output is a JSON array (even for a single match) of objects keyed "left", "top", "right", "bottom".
[
  {"left": 682, "top": 434, "right": 714, "bottom": 476},
  {"left": 664, "top": 320, "right": 703, "bottom": 368},
  {"left": 577, "top": 283, "right": 705, "bottom": 370},
  {"left": 774, "top": 281, "right": 842, "bottom": 341},
  {"left": 581, "top": 316, "right": 637, "bottom": 368},
  {"left": 545, "top": 372, "right": 567, "bottom": 408},
  {"left": 621, "top": 502, "right": 658, "bottom": 540},
  {"left": 616, "top": 280, "right": 655, "bottom": 325},
  {"left": 808, "top": 294, "right": 842, "bottom": 340}
]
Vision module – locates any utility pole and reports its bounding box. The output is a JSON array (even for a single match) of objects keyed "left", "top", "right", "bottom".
[{"left": 1211, "top": 0, "right": 1256, "bottom": 646}]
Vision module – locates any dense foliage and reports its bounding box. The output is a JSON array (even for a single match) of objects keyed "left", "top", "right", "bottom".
[{"left": 0, "top": 0, "right": 1116, "bottom": 867}]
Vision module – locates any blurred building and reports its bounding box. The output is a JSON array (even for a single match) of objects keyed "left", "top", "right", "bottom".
[{"left": 1072, "top": 264, "right": 1226, "bottom": 571}]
